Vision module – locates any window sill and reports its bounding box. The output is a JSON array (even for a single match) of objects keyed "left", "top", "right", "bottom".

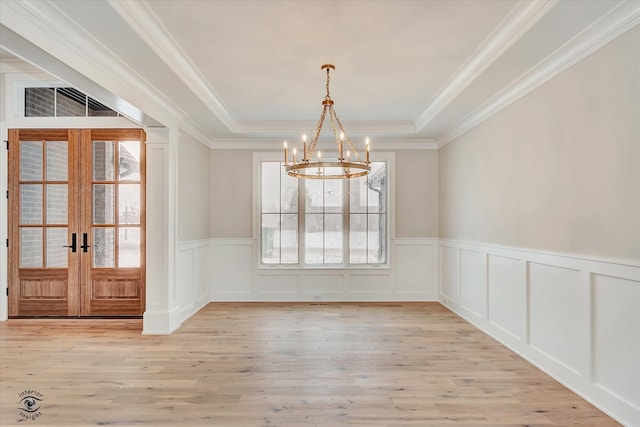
[{"left": 257, "top": 264, "right": 391, "bottom": 271}]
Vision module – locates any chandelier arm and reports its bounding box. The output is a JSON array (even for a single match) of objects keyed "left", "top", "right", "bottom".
[
  {"left": 328, "top": 107, "right": 342, "bottom": 156},
  {"left": 308, "top": 104, "right": 328, "bottom": 158},
  {"left": 332, "top": 108, "right": 362, "bottom": 162}
]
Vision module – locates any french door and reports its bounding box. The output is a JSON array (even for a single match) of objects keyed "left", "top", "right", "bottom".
[{"left": 8, "top": 129, "right": 146, "bottom": 317}]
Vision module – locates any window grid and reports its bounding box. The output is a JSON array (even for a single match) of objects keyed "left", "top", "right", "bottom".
[{"left": 261, "top": 161, "right": 387, "bottom": 267}]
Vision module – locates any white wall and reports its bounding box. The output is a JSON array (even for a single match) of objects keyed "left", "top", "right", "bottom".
[
  {"left": 178, "top": 132, "right": 210, "bottom": 241},
  {"left": 438, "top": 26, "right": 640, "bottom": 426},
  {"left": 439, "top": 25, "right": 640, "bottom": 262}
]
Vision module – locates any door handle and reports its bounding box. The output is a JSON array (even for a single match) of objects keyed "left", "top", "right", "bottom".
[
  {"left": 81, "top": 233, "right": 90, "bottom": 253},
  {"left": 63, "top": 233, "right": 77, "bottom": 252}
]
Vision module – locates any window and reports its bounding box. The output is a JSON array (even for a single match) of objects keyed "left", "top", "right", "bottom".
[
  {"left": 24, "top": 87, "right": 119, "bottom": 118},
  {"left": 260, "top": 159, "right": 388, "bottom": 267}
]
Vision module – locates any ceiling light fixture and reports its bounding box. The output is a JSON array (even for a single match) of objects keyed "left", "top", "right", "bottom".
[{"left": 284, "top": 64, "right": 371, "bottom": 179}]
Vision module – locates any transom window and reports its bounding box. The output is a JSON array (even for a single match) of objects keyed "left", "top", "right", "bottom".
[
  {"left": 260, "top": 160, "right": 388, "bottom": 266},
  {"left": 24, "top": 86, "right": 120, "bottom": 118}
]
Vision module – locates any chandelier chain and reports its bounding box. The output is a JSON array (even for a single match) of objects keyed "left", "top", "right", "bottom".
[
  {"left": 331, "top": 106, "right": 363, "bottom": 162},
  {"left": 325, "top": 67, "right": 331, "bottom": 100},
  {"left": 308, "top": 104, "right": 327, "bottom": 158}
]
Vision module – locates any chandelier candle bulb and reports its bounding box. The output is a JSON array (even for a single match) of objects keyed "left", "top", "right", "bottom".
[
  {"left": 283, "top": 141, "right": 288, "bottom": 165},
  {"left": 303, "top": 134, "right": 307, "bottom": 162},
  {"left": 292, "top": 147, "right": 296, "bottom": 164},
  {"left": 366, "top": 138, "right": 370, "bottom": 164}
]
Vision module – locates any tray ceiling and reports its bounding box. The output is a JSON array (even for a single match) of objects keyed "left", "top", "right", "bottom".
[{"left": 1, "top": 0, "right": 638, "bottom": 147}]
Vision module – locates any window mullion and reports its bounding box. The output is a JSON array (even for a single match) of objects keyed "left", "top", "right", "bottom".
[
  {"left": 298, "top": 177, "right": 305, "bottom": 266},
  {"left": 343, "top": 179, "right": 349, "bottom": 267}
]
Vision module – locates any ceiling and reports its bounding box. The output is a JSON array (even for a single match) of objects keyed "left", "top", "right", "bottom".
[{"left": 1, "top": 0, "right": 639, "bottom": 148}]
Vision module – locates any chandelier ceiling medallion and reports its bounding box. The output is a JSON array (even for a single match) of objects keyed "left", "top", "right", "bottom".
[{"left": 284, "top": 64, "right": 371, "bottom": 179}]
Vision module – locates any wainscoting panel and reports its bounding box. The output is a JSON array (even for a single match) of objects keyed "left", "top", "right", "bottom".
[
  {"left": 210, "top": 238, "right": 438, "bottom": 302},
  {"left": 439, "top": 239, "right": 640, "bottom": 426},
  {"left": 529, "top": 262, "right": 583, "bottom": 375},
  {"left": 348, "top": 273, "right": 392, "bottom": 293},
  {"left": 460, "top": 249, "right": 487, "bottom": 320},
  {"left": 301, "top": 274, "right": 345, "bottom": 294},
  {"left": 395, "top": 241, "right": 435, "bottom": 294},
  {"left": 176, "top": 239, "right": 210, "bottom": 325},
  {"left": 592, "top": 273, "right": 640, "bottom": 411},
  {"left": 211, "top": 238, "right": 254, "bottom": 297},
  {"left": 439, "top": 245, "right": 459, "bottom": 302},
  {"left": 488, "top": 254, "right": 526, "bottom": 340},
  {"left": 254, "top": 274, "right": 299, "bottom": 294}
]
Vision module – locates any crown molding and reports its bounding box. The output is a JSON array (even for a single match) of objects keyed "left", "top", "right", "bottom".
[
  {"left": 414, "top": 0, "right": 557, "bottom": 130},
  {"left": 437, "top": 0, "right": 640, "bottom": 148},
  {"left": 210, "top": 138, "right": 437, "bottom": 150},
  {"left": 0, "top": 58, "right": 42, "bottom": 73},
  {"left": 108, "top": 0, "right": 237, "bottom": 131},
  {"left": 231, "top": 119, "right": 417, "bottom": 134}
]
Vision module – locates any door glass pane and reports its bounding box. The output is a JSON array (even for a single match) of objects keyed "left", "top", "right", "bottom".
[
  {"left": 119, "top": 141, "right": 141, "bottom": 181},
  {"left": 20, "top": 228, "right": 43, "bottom": 267},
  {"left": 46, "top": 228, "right": 68, "bottom": 268},
  {"left": 46, "top": 184, "right": 68, "bottom": 224},
  {"left": 119, "top": 228, "right": 140, "bottom": 267},
  {"left": 93, "top": 141, "right": 115, "bottom": 181},
  {"left": 118, "top": 184, "right": 140, "bottom": 224},
  {"left": 93, "top": 228, "right": 115, "bottom": 268},
  {"left": 20, "top": 184, "right": 43, "bottom": 224},
  {"left": 46, "top": 141, "right": 68, "bottom": 181},
  {"left": 93, "top": 184, "right": 115, "bottom": 224},
  {"left": 20, "top": 141, "right": 43, "bottom": 181}
]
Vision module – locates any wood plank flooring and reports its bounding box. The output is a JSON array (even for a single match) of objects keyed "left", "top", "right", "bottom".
[{"left": 0, "top": 302, "right": 619, "bottom": 426}]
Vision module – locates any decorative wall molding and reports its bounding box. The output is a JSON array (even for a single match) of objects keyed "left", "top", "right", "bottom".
[
  {"left": 176, "top": 239, "right": 211, "bottom": 325},
  {"left": 439, "top": 239, "right": 640, "bottom": 426},
  {"left": 211, "top": 238, "right": 439, "bottom": 302}
]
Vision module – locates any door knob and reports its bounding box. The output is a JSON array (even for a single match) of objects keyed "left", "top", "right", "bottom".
[
  {"left": 81, "top": 233, "right": 90, "bottom": 253},
  {"left": 63, "top": 233, "right": 77, "bottom": 252}
]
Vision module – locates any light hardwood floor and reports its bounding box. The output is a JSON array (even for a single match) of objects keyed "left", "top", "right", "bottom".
[{"left": 0, "top": 303, "right": 619, "bottom": 426}]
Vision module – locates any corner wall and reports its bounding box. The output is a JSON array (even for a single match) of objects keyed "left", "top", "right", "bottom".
[{"left": 438, "top": 26, "right": 640, "bottom": 426}]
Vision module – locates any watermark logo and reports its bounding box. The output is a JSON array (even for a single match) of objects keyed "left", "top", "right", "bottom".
[{"left": 17, "top": 389, "right": 43, "bottom": 421}]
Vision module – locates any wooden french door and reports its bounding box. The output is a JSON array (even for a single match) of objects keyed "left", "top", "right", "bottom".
[{"left": 8, "top": 129, "right": 146, "bottom": 317}]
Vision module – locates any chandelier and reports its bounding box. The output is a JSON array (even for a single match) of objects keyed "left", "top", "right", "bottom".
[{"left": 283, "top": 64, "right": 371, "bottom": 179}]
